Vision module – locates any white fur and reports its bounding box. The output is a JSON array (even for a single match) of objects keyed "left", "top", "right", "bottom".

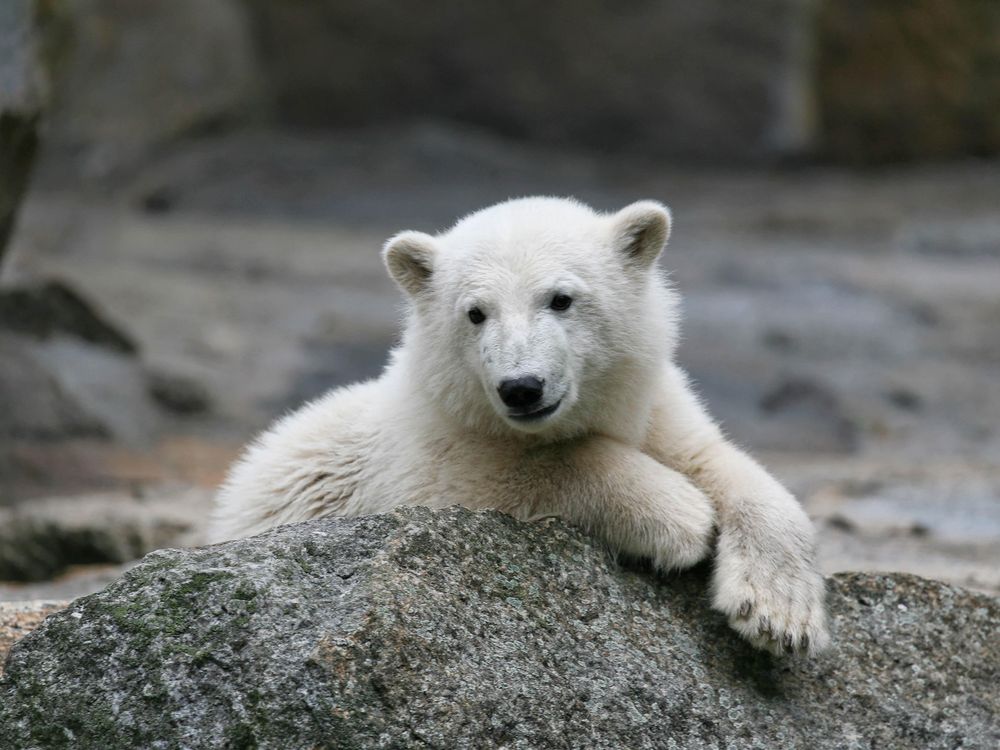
[{"left": 211, "top": 197, "right": 829, "bottom": 656}]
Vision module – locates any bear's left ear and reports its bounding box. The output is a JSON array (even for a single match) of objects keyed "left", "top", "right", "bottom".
[
  {"left": 383, "top": 231, "right": 438, "bottom": 297},
  {"left": 609, "top": 201, "right": 672, "bottom": 270}
]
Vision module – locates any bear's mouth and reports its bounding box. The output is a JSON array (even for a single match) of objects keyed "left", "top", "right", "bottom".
[{"left": 507, "top": 399, "right": 562, "bottom": 423}]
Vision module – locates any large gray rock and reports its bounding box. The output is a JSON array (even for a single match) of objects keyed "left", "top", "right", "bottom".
[{"left": 2, "top": 507, "right": 997, "bottom": 749}]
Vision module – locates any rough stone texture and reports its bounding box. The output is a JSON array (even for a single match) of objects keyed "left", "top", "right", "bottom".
[
  {"left": 0, "top": 600, "right": 67, "bottom": 678},
  {"left": 817, "top": 0, "right": 1000, "bottom": 162},
  {"left": 1, "top": 507, "right": 997, "bottom": 749},
  {"left": 243, "top": 0, "right": 816, "bottom": 161}
]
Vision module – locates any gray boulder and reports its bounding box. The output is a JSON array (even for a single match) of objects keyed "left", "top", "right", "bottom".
[{"left": 1, "top": 507, "right": 997, "bottom": 749}]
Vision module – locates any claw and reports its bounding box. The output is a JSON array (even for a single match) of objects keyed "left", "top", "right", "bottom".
[
  {"left": 757, "top": 615, "right": 772, "bottom": 639},
  {"left": 782, "top": 633, "right": 795, "bottom": 654},
  {"left": 801, "top": 634, "right": 810, "bottom": 653},
  {"left": 737, "top": 600, "right": 753, "bottom": 619}
]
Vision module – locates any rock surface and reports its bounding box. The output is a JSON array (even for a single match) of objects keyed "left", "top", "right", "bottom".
[{"left": 2, "top": 507, "right": 997, "bottom": 749}]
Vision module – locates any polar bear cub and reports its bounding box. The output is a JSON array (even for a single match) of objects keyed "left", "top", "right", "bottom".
[{"left": 211, "top": 197, "right": 829, "bottom": 655}]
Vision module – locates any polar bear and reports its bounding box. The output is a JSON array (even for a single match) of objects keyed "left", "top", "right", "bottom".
[{"left": 211, "top": 197, "right": 829, "bottom": 655}]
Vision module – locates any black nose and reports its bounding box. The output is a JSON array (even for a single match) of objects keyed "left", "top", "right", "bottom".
[{"left": 498, "top": 376, "right": 545, "bottom": 409}]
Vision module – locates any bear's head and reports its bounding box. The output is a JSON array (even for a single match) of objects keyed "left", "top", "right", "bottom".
[{"left": 383, "top": 197, "right": 679, "bottom": 442}]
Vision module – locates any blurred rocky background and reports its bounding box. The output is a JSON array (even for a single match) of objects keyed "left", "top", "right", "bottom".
[{"left": 1, "top": 0, "right": 998, "bottom": 602}]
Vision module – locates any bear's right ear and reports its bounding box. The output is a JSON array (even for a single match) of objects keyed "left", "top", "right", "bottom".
[
  {"left": 609, "top": 201, "right": 672, "bottom": 270},
  {"left": 383, "top": 231, "right": 438, "bottom": 297}
]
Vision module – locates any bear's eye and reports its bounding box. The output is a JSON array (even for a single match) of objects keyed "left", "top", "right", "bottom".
[
  {"left": 468, "top": 307, "right": 486, "bottom": 325},
  {"left": 550, "top": 294, "right": 573, "bottom": 311}
]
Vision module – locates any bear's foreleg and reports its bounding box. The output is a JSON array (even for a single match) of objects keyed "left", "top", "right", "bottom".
[
  {"left": 643, "top": 365, "right": 830, "bottom": 656},
  {"left": 518, "top": 437, "right": 716, "bottom": 572}
]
